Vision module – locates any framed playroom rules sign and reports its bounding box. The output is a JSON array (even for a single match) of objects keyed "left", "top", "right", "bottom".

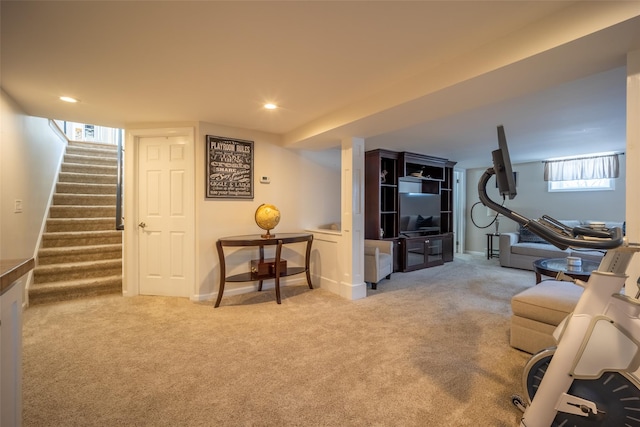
[{"left": 206, "top": 135, "right": 254, "bottom": 199}]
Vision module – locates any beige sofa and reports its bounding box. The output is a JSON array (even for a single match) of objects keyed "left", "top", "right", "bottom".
[{"left": 499, "top": 220, "right": 623, "bottom": 271}]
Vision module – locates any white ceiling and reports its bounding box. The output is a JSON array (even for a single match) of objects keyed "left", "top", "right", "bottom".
[{"left": 2, "top": 1, "right": 640, "bottom": 169}]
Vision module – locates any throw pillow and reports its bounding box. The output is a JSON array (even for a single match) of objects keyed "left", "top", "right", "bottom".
[
  {"left": 519, "top": 225, "right": 547, "bottom": 243},
  {"left": 417, "top": 215, "right": 433, "bottom": 228}
]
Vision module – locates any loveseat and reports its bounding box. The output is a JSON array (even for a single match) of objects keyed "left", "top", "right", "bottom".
[{"left": 498, "top": 220, "right": 624, "bottom": 271}]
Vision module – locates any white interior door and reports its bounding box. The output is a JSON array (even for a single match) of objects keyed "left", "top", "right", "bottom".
[{"left": 138, "top": 135, "right": 194, "bottom": 297}]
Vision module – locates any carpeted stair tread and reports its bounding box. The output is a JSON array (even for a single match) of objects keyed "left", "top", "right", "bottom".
[
  {"left": 34, "top": 257, "right": 121, "bottom": 272},
  {"left": 58, "top": 172, "right": 117, "bottom": 185},
  {"left": 37, "top": 244, "right": 122, "bottom": 264},
  {"left": 66, "top": 145, "right": 118, "bottom": 158},
  {"left": 52, "top": 193, "right": 116, "bottom": 206},
  {"left": 33, "top": 258, "right": 122, "bottom": 284},
  {"left": 46, "top": 217, "right": 116, "bottom": 232},
  {"left": 41, "top": 230, "right": 122, "bottom": 248},
  {"left": 56, "top": 182, "right": 116, "bottom": 195},
  {"left": 66, "top": 141, "right": 117, "bottom": 152},
  {"left": 49, "top": 205, "right": 116, "bottom": 218},
  {"left": 34, "top": 259, "right": 121, "bottom": 283},
  {"left": 61, "top": 162, "right": 117, "bottom": 176},
  {"left": 28, "top": 275, "right": 122, "bottom": 305},
  {"left": 42, "top": 230, "right": 122, "bottom": 238},
  {"left": 68, "top": 140, "right": 118, "bottom": 150},
  {"left": 64, "top": 153, "right": 117, "bottom": 166}
]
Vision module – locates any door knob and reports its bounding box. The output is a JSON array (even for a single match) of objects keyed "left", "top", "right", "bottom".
[{"left": 138, "top": 222, "right": 146, "bottom": 229}]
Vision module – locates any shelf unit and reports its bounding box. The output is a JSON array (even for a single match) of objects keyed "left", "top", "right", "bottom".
[
  {"left": 399, "top": 152, "right": 446, "bottom": 181},
  {"left": 365, "top": 149, "right": 456, "bottom": 272},
  {"left": 365, "top": 149, "right": 399, "bottom": 240},
  {"left": 440, "top": 163, "right": 455, "bottom": 236}
]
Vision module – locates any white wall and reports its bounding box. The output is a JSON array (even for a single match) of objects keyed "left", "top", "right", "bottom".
[
  {"left": 465, "top": 158, "right": 626, "bottom": 255},
  {"left": 625, "top": 49, "right": 640, "bottom": 292},
  {"left": 0, "top": 90, "right": 65, "bottom": 260},
  {"left": 195, "top": 122, "right": 341, "bottom": 299}
]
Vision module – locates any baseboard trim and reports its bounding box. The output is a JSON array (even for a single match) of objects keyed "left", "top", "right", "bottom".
[{"left": 339, "top": 280, "right": 367, "bottom": 301}]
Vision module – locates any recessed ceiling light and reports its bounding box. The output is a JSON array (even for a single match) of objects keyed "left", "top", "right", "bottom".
[
  {"left": 264, "top": 103, "right": 277, "bottom": 110},
  {"left": 59, "top": 96, "right": 78, "bottom": 103}
]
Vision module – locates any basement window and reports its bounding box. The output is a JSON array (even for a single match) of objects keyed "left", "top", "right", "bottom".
[
  {"left": 548, "top": 178, "right": 615, "bottom": 192},
  {"left": 544, "top": 153, "right": 619, "bottom": 193}
]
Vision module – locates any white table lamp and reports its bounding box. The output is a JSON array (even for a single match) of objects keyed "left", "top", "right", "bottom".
[{"left": 487, "top": 207, "right": 501, "bottom": 235}]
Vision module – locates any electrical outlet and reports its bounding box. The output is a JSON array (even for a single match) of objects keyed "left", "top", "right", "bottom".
[{"left": 14, "top": 199, "right": 23, "bottom": 213}]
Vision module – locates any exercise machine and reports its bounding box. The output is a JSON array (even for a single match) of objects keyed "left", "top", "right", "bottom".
[{"left": 478, "top": 125, "right": 640, "bottom": 426}]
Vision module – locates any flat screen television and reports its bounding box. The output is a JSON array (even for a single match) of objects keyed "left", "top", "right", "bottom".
[
  {"left": 492, "top": 125, "right": 517, "bottom": 200},
  {"left": 399, "top": 192, "right": 441, "bottom": 235}
]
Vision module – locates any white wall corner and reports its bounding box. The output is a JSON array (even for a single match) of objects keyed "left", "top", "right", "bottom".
[
  {"left": 339, "top": 280, "right": 367, "bottom": 301},
  {"left": 625, "top": 49, "right": 640, "bottom": 293}
]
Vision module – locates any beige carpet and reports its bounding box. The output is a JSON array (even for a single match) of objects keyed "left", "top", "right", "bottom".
[{"left": 22, "top": 254, "right": 535, "bottom": 426}]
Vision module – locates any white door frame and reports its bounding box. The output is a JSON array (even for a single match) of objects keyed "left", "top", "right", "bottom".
[
  {"left": 454, "top": 169, "right": 466, "bottom": 254},
  {"left": 123, "top": 127, "right": 195, "bottom": 297}
]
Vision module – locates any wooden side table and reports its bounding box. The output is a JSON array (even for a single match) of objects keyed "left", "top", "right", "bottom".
[{"left": 215, "top": 233, "right": 313, "bottom": 307}]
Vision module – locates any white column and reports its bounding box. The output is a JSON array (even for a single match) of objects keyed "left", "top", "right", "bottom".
[
  {"left": 626, "top": 49, "right": 640, "bottom": 292},
  {"left": 339, "top": 137, "right": 367, "bottom": 300}
]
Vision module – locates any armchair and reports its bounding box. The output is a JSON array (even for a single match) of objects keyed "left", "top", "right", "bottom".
[{"left": 364, "top": 239, "right": 393, "bottom": 289}]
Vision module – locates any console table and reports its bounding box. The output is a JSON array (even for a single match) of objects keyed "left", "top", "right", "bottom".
[{"left": 215, "top": 233, "right": 313, "bottom": 307}]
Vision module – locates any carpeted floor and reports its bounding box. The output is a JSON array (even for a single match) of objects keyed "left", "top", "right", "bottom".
[{"left": 22, "top": 254, "right": 535, "bottom": 426}]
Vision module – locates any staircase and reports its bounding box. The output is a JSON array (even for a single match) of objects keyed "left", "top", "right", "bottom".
[{"left": 30, "top": 140, "right": 123, "bottom": 305}]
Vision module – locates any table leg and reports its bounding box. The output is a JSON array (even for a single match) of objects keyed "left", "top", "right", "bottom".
[
  {"left": 305, "top": 235, "right": 313, "bottom": 289},
  {"left": 214, "top": 240, "right": 226, "bottom": 308},
  {"left": 275, "top": 240, "right": 283, "bottom": 304},
  {"left": 486, "top": 234, "right": 491, "bottom": 260},
  {"left": 535, "top": 271, "right": 542, "bottom": 284},
  {"left": 257, "top": 247, "right": 265, "bottom": 291}
]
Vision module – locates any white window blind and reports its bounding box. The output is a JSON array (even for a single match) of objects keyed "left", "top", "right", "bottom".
[{"left": 543, "top": 154, "right": 619, "bottom": 182}]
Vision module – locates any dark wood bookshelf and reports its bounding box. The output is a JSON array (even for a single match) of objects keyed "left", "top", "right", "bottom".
[{"left": 365, "top": 149, "right": 456, "bottom": 272}]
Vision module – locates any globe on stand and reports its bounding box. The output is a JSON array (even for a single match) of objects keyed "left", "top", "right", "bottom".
[{"left": 255, "top": 204, "right": 281, "bottom": 239}]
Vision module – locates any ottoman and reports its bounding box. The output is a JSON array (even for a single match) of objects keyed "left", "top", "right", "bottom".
[{"left": 510, "top": 280, "right": 583, "bottom": 354}]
